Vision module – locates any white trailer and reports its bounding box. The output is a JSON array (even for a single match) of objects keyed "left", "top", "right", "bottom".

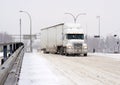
[{"left": 40, "top": 23, "right": 87, "bottom": 56}]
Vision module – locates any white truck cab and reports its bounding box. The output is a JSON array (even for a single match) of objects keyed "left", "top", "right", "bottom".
[{"left": 63, "top": 23, "right": 87, "bottom": 56}]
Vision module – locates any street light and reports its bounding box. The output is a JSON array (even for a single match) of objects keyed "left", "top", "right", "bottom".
[
  {"left": 20, "top": 10, "right": 32, "bottom": 52},
  {"left": 65, "top": 13, "right": 86, "bottom": 23}
]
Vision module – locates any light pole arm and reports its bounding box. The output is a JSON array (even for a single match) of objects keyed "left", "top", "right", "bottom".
[
  {"left": 65, "top": 13, "right": 86, "bottom": 23},
  {"left": 20, "top": 11, "right": 32, "bottom": 30},
  {"left": 65, "top": 13, "right": 76, "bottom": 23},
  {"left": 75, "top": 13, "right": 86, "bottom": 21}
]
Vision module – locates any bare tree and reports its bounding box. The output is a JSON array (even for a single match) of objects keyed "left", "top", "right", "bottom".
[
  {"left": 86, "top": 35, "right": 118, "bottom": 53},
  {"left": 0, "top": 32, "right": 13, "bottom": 43}
]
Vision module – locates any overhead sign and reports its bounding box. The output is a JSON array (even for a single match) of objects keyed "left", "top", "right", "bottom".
[
  {"left": 23, "top": 35, "right": 36, "bottom": 40},
  {"left": 94, "top": 35, "right": 100, "bottom": 38}
]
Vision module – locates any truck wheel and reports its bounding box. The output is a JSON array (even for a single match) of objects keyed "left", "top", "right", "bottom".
[
  {"left": 64, "top": 48, "right": 68, "bottom": 56},
  {"left": 43, "top": 51, "right": 46, "bottom": 53},
  {"left": 65, "top": 53, "right": 68, "bottom": 56},
  {"left": 65, "top": 51, "right": 69, "bottom": 56},
  {"left": 84, "top": 53, "right": 87, "bottom": 56},
  {"left": 60, "top": 47, "right": 64, "bottom": 55},
  {"left": 44, "top": 51, "right": 49, "bottom": 54}
]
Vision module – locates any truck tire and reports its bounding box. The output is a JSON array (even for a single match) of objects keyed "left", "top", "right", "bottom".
[
  {"left": 60, "top": 47, "right": 64, "bottom": 55},
  {"left": 84, "top": 53, "right": 87, "bottom": 56},
  {"left": 64, "top": 48, "right": 68, "bottom": 56},
  {"left": 65, "top": 52, "right": 68, "bottom": 56},
  {"left": 44, "top": 50, "right": 49, "bottom": 54}
]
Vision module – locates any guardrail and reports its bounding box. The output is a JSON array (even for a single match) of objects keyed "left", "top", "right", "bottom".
[{"left": 0, "top": 42, "right": 24, "bottom": 85}]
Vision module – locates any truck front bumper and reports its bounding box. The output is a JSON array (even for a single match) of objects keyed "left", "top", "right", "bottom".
[{"left": 66, "top": 48, "right": 87, "bottom": 54}]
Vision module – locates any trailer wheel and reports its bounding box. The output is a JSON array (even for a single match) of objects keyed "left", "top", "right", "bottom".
[{"left": 84, "top": 53, "right": 87, "bottom": 56}]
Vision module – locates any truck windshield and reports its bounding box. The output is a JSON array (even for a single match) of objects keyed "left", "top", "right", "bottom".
[{"left": 67, "top": 34, "right": 84, "bottom": 39}]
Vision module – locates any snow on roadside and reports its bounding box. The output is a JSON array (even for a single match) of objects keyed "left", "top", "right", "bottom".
[{"left": 18, "top": 52, "right": 61, "bottom": 85}]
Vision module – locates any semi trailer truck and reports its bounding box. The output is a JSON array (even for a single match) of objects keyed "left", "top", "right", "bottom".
[{"left": 40, "top": 23, "right": 87, "bottom": 56}]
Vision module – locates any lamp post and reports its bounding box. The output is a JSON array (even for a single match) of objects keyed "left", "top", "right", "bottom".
[
  {"left": 20, "top": 10, "right": 32, "bottom": 52},
  {"left": 65, "top": 13, "right": 86, "bottom": 23},
  {"left": 96, "top": 16, "right": 100, "bottom": 37}
]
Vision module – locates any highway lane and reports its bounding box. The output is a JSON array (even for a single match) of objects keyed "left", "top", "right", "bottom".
[{"left": 19, "top": 52, "right": 120, "bottom": 85}]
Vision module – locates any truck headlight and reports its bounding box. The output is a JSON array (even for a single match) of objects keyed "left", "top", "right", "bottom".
[
  {"left": 83, "top": 44, "right": 87, "bottom": 49},
  {"left": 67, "top": 46, "right": 72, "bottom": 49},
  {"left": 84, "top": 46, "right": 87, "bottom": 49},
  {"left": 66, "top": 44, "right": 73, "bottom": 49}
]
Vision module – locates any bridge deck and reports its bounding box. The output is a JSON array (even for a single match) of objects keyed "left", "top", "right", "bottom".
[{"left": 18, "top": 52, "right": 120, "bottom": 85}]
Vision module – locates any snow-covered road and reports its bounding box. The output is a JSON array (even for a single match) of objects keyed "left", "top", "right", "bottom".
[
  {"left": 90, "top": 53, "right": 120, "bottom": 61},
  {"left": 18, "top": 52, "right": 120, "bottom": 85}
]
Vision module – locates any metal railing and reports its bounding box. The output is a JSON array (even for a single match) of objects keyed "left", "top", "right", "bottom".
[{"left": 0, "top": 42, "right": 24, "bottom": 85}]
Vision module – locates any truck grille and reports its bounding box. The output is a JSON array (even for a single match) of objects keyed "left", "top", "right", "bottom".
[{"left": 74, "top": 43, "right": 82, "bottom": 49}]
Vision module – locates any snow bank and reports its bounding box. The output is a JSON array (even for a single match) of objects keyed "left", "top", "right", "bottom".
[{"left": 18, "top": 52, "right": 60, "bottom": 85}]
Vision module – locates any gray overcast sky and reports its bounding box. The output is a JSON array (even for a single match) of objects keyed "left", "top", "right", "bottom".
[{"left": 0, "top": 0, "right": 120, "bottom": 37}]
